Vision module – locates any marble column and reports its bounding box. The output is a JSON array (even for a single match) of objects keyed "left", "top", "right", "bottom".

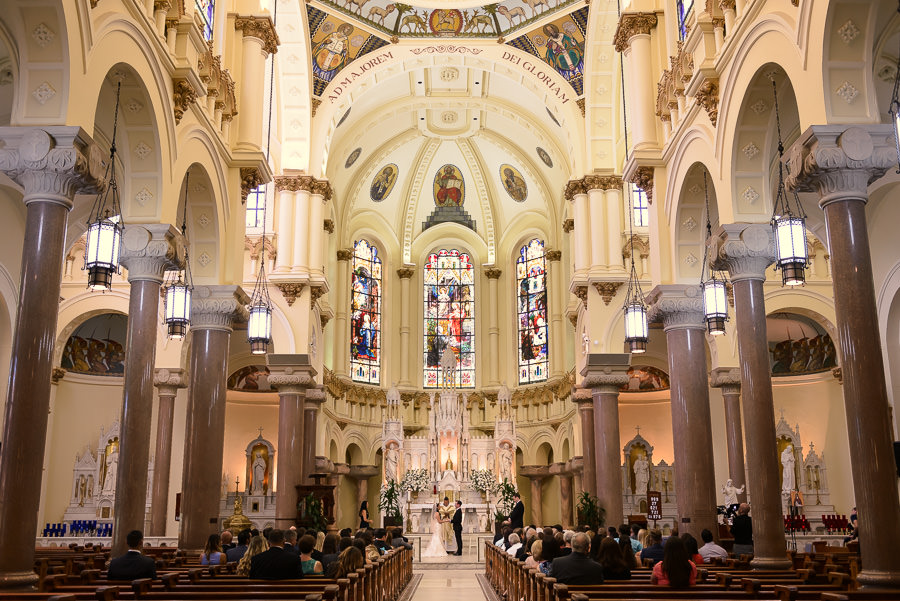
[
  {"left": 268, "top": 357, "right": 317, "bottom": 530},
  {"left": 711, "top": 367, "right": 746, "bottom": 503},
  {"left": 234, "top": 16, "right": 279, "bottom": 150},
  {"left": 546, "top": 250, "right": 565, "bottom": 377},
  {"left": 646, "top": 286, "right": 718, "bottom": 541},
  {"left": 38, "top": 369, "right": 66, "bottom": 534},
  {"left": 350, "top": 465, "right": 379, "bottom": 522},
  {"left": 582, "top": 354, "right": 630, "bottom": 528},
  {"left": 334, "top": 250, "right": 352, "bottom": 377},
  {"left": 614, "top": 14, "right": 659, "bottom": 148},
  {"left": 785, "top": 125, "right": 900, "bottom": 587},
  {"left": 179, "top": 286, "right": 248, "bottom": 551},
  {"left": 485, "top": 268, "right": 502, "bottom": 386},
  {"left": 709, "top": 223, "right": 789, "bottom": 569},
  {"left": 531, "top": 477, "right": 543, "bottom": 526},
  {"left": 397, "top": 267, "right": 414, "bottom": 386},
  {"left": 560, "top": 473, "right": 574, "bottom": 529},
  {"left": 149, "top": 368, "right": 186, "bottom": 536},
  {"left": 309, "top": 180, "right": 331, "bottom": 279},
  {"left": 565, "top": 180, "right": 590, "bottom": 277},
  {"left": 113, "top": 224, "right": 184, "bottom": 556},
  {"left": 573, "top": 388, "right": 596, "bottom": 498},
  {"left": 303, "top": 387, "right": 326, "bottom": 484},
  {"left": 0, "top": 126, "right": 104, "bottom": 589}
]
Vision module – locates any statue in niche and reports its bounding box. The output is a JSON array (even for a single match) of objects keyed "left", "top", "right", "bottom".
[
  {"left": 499, "top": 442, "right": 513, "bottom": 482},
  {"left": 385, "top": 442, "right": 399, "bottom": 483},
  {"left": 582, "top": 333, "right": 590, "bottom": 357},
  {"left": 252, "top": 452, "right": 267, "bottom": 495},
  {"left": 721, "top": 479, "right": 744, "bottom": 506},
  {"left": 102, "top": 449, "right": 119, "bottom": 493},
  {"left": 633, "top": 452, "right": 650, "bottom": 496},
  {"left": 78, "top": 476, "right": 87, "bottom": 507},
  {"left": 781, "top": 445, "right": 796, "bottom": 493}
]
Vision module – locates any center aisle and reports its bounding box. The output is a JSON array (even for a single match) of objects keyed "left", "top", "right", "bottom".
[{"left": 410, "top": 569, "right": 487, "bottom": 601}]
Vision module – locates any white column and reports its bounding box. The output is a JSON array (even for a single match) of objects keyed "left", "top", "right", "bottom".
[
  {"left": 587, "top": 187, "right": 606, "bottom": 270},
  {"left": 486, "top": 268, "right": 502, "bottom": 386},
  {"left": 333, "top": 250, "right": 352, "bottom": 377},
  {"left": 235, "top": 17, "right": 278, "bottom": 150},
  {"left": 398, "top": 268, "right": 415, "bottom": 386},
  {"left": 605, "top": 187, "right": 624, "bottom": 273},
  {"left": 308, "top": 181, "right": 330, "bottom": 278},
  {"left": 292, "top": 187, "right": 311, "bottom": 273},
  {"left": 567, "top": 182, "right": 590, "bottom": 276},
  {"left": 615, "top": 13, "right": 658, "bottom": 148},
  {"left": 274, "top": 181, "right": 294, "bottom": 273},
  {"left": 547, "top": 251, "right": 565, "bottom": 377}
]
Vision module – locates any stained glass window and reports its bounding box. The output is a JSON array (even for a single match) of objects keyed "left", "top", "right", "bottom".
[
  {"left": 424, "top": 249, "right": 475, "bottom": 388},
  {"left": 631, "top": 184, "right": 649, "bottom": 227},
  {"left": 350, "top": 240, "right": 382, "bottom": 384},
  {"left": 245, "top": 186, "right": 265, "bottom": 229},
  {"left": 676, "top": 0, "right": 694, "bottom": 40},
  {"left": 517, "top": 239, "right": 549, "bottom": 384},
  {"left": 196, "top": 0, "right": 215, "bottom": 41}
]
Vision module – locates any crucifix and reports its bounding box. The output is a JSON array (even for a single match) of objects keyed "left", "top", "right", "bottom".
[
  {"left": 635, "top": 425, "right": 641, "bottom": 436},
  {"left": 258, "top": 426, "right": 264, "bottom": 438},
  {"left": 444, "top": 443, "right": 454, "bottom": 470},
  {"left": 234, "top": 476, "right": 240, "bottom": 493}
]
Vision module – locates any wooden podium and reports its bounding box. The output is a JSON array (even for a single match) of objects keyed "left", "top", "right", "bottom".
[{"left": 295, "top": 483, "right": 336, "bottom": 529}]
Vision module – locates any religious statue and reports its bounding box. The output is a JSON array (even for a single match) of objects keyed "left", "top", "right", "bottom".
[
  {"left": 385, "top": 443, "right": 399, "bottom": 483},
  {"left": 78, "top": 475, "right": 87, "bottom": 507},
  {"left": 438, "top": 498, "right": 456, "bottom": 550},
  {"left": 633, "top": 452, "right": 650, "bottom": 496},
  {"left": 102, "top": 449, "right": 119, "bottom": 493},
  {"left": 252, "top": 452, "right": 267, "bottom": 495},
  {"left": 721, "top": 479, "right": 744, "bottom": 506},
  {"left": 499, "top": 443, "right": 513, "bottom": 483},
  {"left": 582, "top": 332, "right": 590, "bottom": 357},
  {"left": 440, "top": 346, "right": 457, "bottom": 389},
  {"left": 781, "top": 445, "right": 796, "bottom": 493}
]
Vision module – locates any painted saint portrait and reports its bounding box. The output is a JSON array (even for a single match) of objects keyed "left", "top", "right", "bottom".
[
  {"left": 540, "top": 22, "right": 584, "bottom": 79},
  {"left": 429, "top": 9, "right": 463, "bottom": 34},
  {"left": 500, "top": 164, "right": 527, "bottom": 202},
  {"left": 620, "top": 366, "right": 671, "bottom": 392},
  {"left": 370, "top": 164, "right": 398, "bottom": 202},
  {"left": 312, "top": 22, "right": 355, "bottom": 83},
  {"left": 433, "top": 164, "right": 465, "bottom": 207},
  {"left": 61, "top": 313, "right": 127, "bottom": 376},
  {"left": 536, "top": 147, "right": 553, "bottom": 168},
  {"left": 345, "top": 147, "right": 362, "bottom": 168}
]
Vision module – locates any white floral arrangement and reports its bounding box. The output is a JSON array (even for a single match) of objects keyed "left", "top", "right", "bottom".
[
  {"left": 400, "top": 468, "right": 429, "bottom": 492},
  {"left": 471, "top": 469, "right": 498, "bottom": 495}
]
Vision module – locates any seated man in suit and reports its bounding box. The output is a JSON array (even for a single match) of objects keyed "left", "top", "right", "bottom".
[
  {"left": 107, "top": 530, "right": 157, "bottom": 581},
  {"left": 250, "top": 528, "right": 304, "bottom": 580},
  {"left": 550, "top": 532, "right": 604, "bottom": 585},
  {"left": 639, "top": 529, "right": 666, "bottom": 566}
]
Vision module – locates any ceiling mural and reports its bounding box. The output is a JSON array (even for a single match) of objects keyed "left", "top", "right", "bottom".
[
  {"left": 500, "top": 164, "right": 527, "bottom": 202},
  {"left": 505, "top": 6, "right": 587, "bottom": 95},
  {"left": 370, "top": 164, "right": 398, "bottom": 201}
]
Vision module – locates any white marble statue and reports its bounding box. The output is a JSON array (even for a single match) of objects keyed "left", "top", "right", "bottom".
[
  {"left": 633, "top": 453, "right": 650, "bottom": 495},
  {"left": 102, "top": 450, "right": 118, "bottom": 493},
  {"left": 781, "top": 445, "right": 796, "bottom": 493},
  {"left": 582, "top": 333, "right": 590, "bottom": 357},
  {"left": 499, "top": 443, "right": 513, "bottom": 482},
  {"left": 252, "top": 452, "right": 267, "bottom": 495},
  {"left": 721, "top": 478, "right": 744, "bottom": 506},
  {"left": 385, "top": 443, "right": 399, "bottom": 482}
]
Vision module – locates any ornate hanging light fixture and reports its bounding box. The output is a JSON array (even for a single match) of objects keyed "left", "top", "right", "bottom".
[
  {"left": 889, "top": 2, "right": 900, "bottom": 169},
  {"left": 84, "top": 82, "right": 124, "bottom": 290},
  {"left": 164, "top": 174, "right": 193, "bottom": 340},
  {"left": 700, "top": 171, "right": 729, "bottom": 335},
  {"left": 770, "top": 75, "right": 809, "bottom": 286}
]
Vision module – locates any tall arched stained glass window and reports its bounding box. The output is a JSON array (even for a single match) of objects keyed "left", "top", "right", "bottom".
[
  {"left": 517, "top": 239, "right": 548, "bottom": 384},
  {"left": 350, "top": 240, "right": 382, "bottom": 384},
  {"left": 424, "top": 249, "right": 475, "bottom": 388}
]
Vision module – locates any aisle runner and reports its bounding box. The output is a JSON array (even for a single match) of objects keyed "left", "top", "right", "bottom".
[{"left": 408, "top": 569, "right": 488, "bottom": 601}]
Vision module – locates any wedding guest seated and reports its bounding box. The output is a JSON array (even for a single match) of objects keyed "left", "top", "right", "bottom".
[
  {"left": 621, "top": 524, "right": 642, "bottom": 552},
  {"left": 651, "top": 536, "right": 697, "bottom": 588},
  {"left": 339, "top": 536, "right": 353, "bottom": 552},
  {"left": 524, "top": 539, "right": 543, "bottom": 570},
  {"left": 597, "top": 536, "right": 632, "bottom": 580},
  {"left": 556, "top": 531, "right": 571, "bottom": 556},
  {"left": 619, "top": 534, "right": 638, "bottom": 571},
  {"left": 373, "top": 528, "right": 390, "bottom": 554},
  {"left": 200, "top": 533, "right": 226, "bottom": 565},
  {"left": 538, "top": 531, "right": 563, "bottom": 576},
  {"left": 391, "top": 526, "right": 413, "bottom": 550},
  {"left": 313, "top": 531, "right": 325, "bottom": 561},
  {"left": 506, "top": 533, "right": 523, "bottom": 556},
  {"left": 249, "top": 529, "right": 303, "bottom": 580},
  {"left": 221, "top": 530, "right": 235, "bottom": 551},
  {"left": 108, "top": 530, "right": 157, "bottom": 580},
  {"left": 339, "top": 528, "right": 353, "bottom": 538},
  {"left": 359, "top": 531, "right": 381, "bottom": 562},
  {"left": 636, "top": 528, "right": 650, "bottom": 551},
  {"left": 283, "top": 529, "right": 299, "bottom": 555},
  {"left": 331, "top": 546, "right": 364, "bottom": 579},
  {"left": 639, "top": 529, "right": 665, "bottom": 566},
  {"left": 236, "top": 535, "right": 268, "bottom": 577},
  {"left": 320, "top": 533, "right": 340, "bottom": 574},
  {"left": 226, "top": 529, "right": 251, "bottom": 563},
  {"left": 681, "top": 533, "right": 703, "bottom": 566},
  {"left": 299, "top": 534, "right": 324, "bottom": 575},
  {"left": 550, "top": 532, "right": 604, "bottom": 585},
  {"left": 698, "top": 529, "right": 727, "bottom": 563}
]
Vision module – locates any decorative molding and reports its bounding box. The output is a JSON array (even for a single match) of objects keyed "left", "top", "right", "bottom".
[
  {"left": 694, "top": 78, "right": 719, "bottom": 127},
  {"left": 245, "top": 235, "right": 276, "bottom": 262},
  {"left": 311, "top": 98, "right": 322, "bottom": 117},
  {"left": 190, "top": 285, "right": 250, "bottom": 331},
  {"left": 708, "top": 223, "right": 775, "bottom": 282},
  {"left": 120, "top": 224, "right": 185, "bottom": 283},
  {"left": 629, "top": 166, "right": 654, "bottom": 204},
  {"left": 613, "top": 12, "right": 658, "bottom": 52},
  {"left": 546, "top": 250, "right": 562, "bottom": 262},
  {"left": 311, "top": 179, "right": 333, "bottom": 201},
  {"left": 234, "top": 15, "right": 280, "bottom": 55},
  {"left": 396, "top": 267, "right": 415, "bottom": 279},
  {"left": 622, "top": 234, "right": 650, "bottom": 260},
  {"left": 573, "top": 285, "right": 588, "bottom": 309},
  {"left": 320, "top": 314, "right": 331, "bottom": 329},
  {"left": 834, "top": 81, "right": 859, "bottom": 104},
  {"left": 718, "top": 0, "right": 735, "bottom": 9},
  {"left": 646, "top": 284, "right": 706, "bottom": 331},
  {"left": 240, "top": 167, "right": 263, "bottom": 203},
  {"left": 584, "top": 174, "right": 623, "bottom": 191},
  {"left": 709, "top": 367, "right": 741, "bottom": 392},
  {"left": 32, "top": 82, "right": 56, "bottom": 105},
  {"left": 32, "top": 23, "right": 56, "bottom": 48},
  {"left": 323, "top": 219, "right": 334, "bottom": 234},
  {"left": 485, "top": 268, "right": 502, "bottom": 279},
  {"left": 336, "top": 249, "right": 353, "bottom": 262},
  {"left": 310, "top": 285, "right": 327, "bottom": 304},
  {"left": 592, "top": 281, "right": 624, "bottom": 305},
  {"left": 51, "top": 367, "right": 66, "bottom": 383},
  {"left": 563, "top": 218, "right": 574, "bottom": 233},
  {"left": 173, "top": 79, "right": 197, "bottom": 125},
  {"left": 564, "top": 178, "right": 586, "bottom": 200},
  {"left": 837, "top": 20, "right": 860, "bottom": 45},
  {"left": 274, "top": 175, "right": 314, "bottom": 192},
  {"left": 276, "top": 282, "right": 306, "bottom": 306},
  {"left": 576, "top": 98, "right": 585, "bottom": 117},
  {"left": 153, "top": 367, "right": 187, "bottom": 396}
]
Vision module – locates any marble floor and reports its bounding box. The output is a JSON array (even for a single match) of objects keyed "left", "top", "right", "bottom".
[{"left": 409, "top": 569, "right": 487, "bottom": 601}]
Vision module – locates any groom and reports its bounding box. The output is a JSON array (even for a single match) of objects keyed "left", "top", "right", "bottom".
[{"left": 451, "top": 500, "right": 463, "bottom": 556}]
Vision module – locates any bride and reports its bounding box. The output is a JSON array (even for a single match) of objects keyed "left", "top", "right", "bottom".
[{"left": 421, "top": 503, "right": 448, "bottom": 557}]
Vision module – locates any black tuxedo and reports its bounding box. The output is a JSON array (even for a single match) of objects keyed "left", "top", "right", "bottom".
[
  {"left": 107, "top": 550, "right": 157, "bottom": 581},
  {"left": 249, "top": 546, "right": 304, "bottom": 580},
  {"left": 452, "top": 505, "right": 464, "bottom": 556},
  {"left": 508, "top": 500, "right": 524, "bottom": 529},
  {"left": 550, "top": 551, "right": 604, "bottom": 585}
]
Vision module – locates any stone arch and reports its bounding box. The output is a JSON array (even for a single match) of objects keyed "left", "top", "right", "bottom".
[
  {"left": 672, "top": 162, "right": 720, "bottom": 284},
  {"left": 535, "top": 441, "right": 554, "bottom": 466},
  {"left": 172, "top": 164, "right": 220, "bottom": 284},
  {"left": 345, "top": 442, "right": 365, "bottom": 466},
  {"left": 53, "top": 296, "right": 130, "bottom": 368}
]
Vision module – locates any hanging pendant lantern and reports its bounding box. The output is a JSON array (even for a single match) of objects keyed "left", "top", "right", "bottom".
[
  {"left": 624, "top": 299, "right": 648, "bottom": 353},
  {"left": 702, "top": 277, "right": 728, "bottom": 335},
  {"left": 165, "top": 274, "right": 192, "bottom": 340},
  {"left": 84, "top": 82, "right": 124, "bottom": 291},
  {"left": 247, "top": 301, "right": 273, "bottom": 355}
]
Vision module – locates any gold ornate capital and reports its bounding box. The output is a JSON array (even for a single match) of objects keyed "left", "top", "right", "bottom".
[
  {"left": 337, "top": 249, "right": 353, "bottom": 262},
  {"left": 321, "top": 314, "right": 331, "bottom": 329},
  {"left": 240, "top": 167, "right": 263, "bottom": 203},
  {"left": 573, "top": 285, "right": 588, "bottom": 309},
  {"left": 276, "top": 282, "right": 306, "bottom": 306},
  {"left": 311, "top": 98, "right": 322, "bottom": 118},
  {"left": 310, "top": 285, "right": 327, "bottom": 304},
  {"left": 629, "top": 166, "right": 655, "bottom": 204},
  {"left": 719, "top": 0, "right": 736, "bottom": 9},
  {"left": 51, "top": 367, "right": 66, "bottom": 383},
  {"left": 546, "top": 250, "right": 562, "bottom": 262},
  {"left": 234, "top": 15, "right": 280, "bottom": 55},
  {"left": 397, "top": 267, "right": 415, "bottom": 279},
  {"left": 311, "top": 179, "right": 333, "bottom": 201},
  {"left": 274, "top": 175, "right": 314, "bottom": 193},
  {"left": 485, "top": 268, "right": 502, "bottom": 279},
  {"left": 564, "top": 178, "right": 586, "bottom": 201},
  {"left": 153, "top": 0, "right": 172, "bottom": 12},
  {"left": 323, "top": 219, "right": 335, "bottom": 234},
  {"left": 173, "top": 79, "right": 197, "bottom": 125},
  {"left": 613, "top": 12, "right": 658, "bottom": 52},
  {"left": 694, "top": 78, "right": 719, "bottom": 127},
  {"left": 563, "top": 218, "right": 575, "bottom": 233},
  {"left": 592, "top": 281, "right": 625, "bottom": 305},
  {"left": 584, "top": 174, "right": 624, "bottom": 191}
]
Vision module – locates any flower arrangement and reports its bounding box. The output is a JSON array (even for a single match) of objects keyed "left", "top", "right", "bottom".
[
  {"left": 399, "top": 468, "right": 429, "bottom": 493},
  {"left": 471, "top": 469, "right": 498, "bottom": 495}
]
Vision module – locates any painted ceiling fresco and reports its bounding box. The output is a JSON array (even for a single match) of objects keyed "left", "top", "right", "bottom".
[{"left": 505, "top": 6, "right": 587, "bottom": 95}]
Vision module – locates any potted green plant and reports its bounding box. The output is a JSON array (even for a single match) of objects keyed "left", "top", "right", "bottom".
[
  {"left": 576, "top": 491, "right": 605, "bottom": 531},
  {"left": 493, "top": 478, "right": 518, "bottom": 535},
  {"left": 379, "top": 479, "right": 403, "bottom": 527},
  {"left": 298, "top": 492, "right": 327, "bottom": 533}
]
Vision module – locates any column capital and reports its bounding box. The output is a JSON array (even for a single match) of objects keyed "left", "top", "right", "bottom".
[
  {"left": 305, "top": 386, "right": 327, "bottom": 406},
  {"left": 311, "top": 178, "right": 333, "bottom": 202},
  {"left": 0, "top": 126, "right": 106, "bottom": 207},
  {"left": 120, "top": 224, "right": 185, "bottom": 283},
  {"left": 785, "top": 124, "right": 895, "bottom": 207},
  {"left": 274, "top": 174, "right": 314, "bottom": 192},
  {"left": 51, "top": 367, "right": 66, "bottom": 384},
  {"left": 336, "top": 249, "right": 353, "bottom": 261},
  {"left": 397, "top": 267, "right": 415, "bottom": 279},
  {"left": 646, "top": 284, "right": 706, "bottom": 331},
  {"left": 708, "top": 222, "right": 774, "bottom": 282},
  {"left": 564, "top": 178, "right": 587, "bottom": 201},
  {"left": 485, "top": 268, "right": 502, "bottom": 279},
  {"left": 234, "top": 15, "right": 280, "bottom": 55},
  {"left": 719, "top": 0, "right": 736, "bottom": 9},
  {"left": 613, "top": 12, "right": 658, "bottom": 52},
  {"left": 572, "top": 386, "right": 594, "bottom": 405},
  {"left": 153, "top": 367, "right": 187, "bottom": 396},
  {"left": 546, "top": 249, "right": 562, "bottom": 262},
  {"left": 580, "top": 353, "right": 631, "bottom": 392},
  {"left": 628, "top": 166, "right": 654, "bottom": 204},
  {"left": 267, "top": 354, "right": 318, "bottom": 393},
  {"left": 709, "top": 367, "right": 741, "bottom": 393},
  {"left": 190, "top": 285, "right": 249, "bottom": 332},
  {"left": 584, "top": 174, "right": 624, "bottom": 191}
]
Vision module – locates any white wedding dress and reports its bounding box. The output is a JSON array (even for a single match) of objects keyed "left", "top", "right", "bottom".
[{"left": 422, "top": 512, "right": 448, "bottom": 557}]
